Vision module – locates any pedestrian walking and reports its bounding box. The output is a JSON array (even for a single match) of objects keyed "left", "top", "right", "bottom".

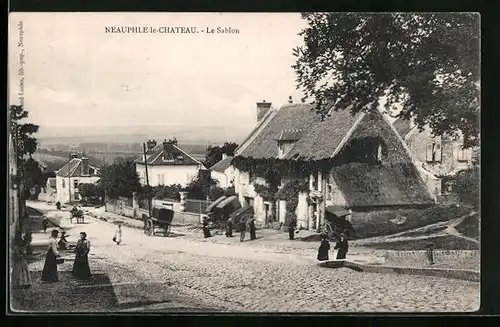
[
  {"left": 58, "top": 231, "right": 69, "bottom": 250},
  {"left": 249, "top": 218, "right": 257, "bottom": 240},
  {"left": 288, "top": 218, "right": 297, "bottom": 240},
  {"left": 113, "top": 224, "right": 122, "bottom": 245},
  {"left": 202, "top": 217, "right": 212, "bottom": 238},
  {"left": 72, "top": 232, "right": 92, "bottom": 281},
  {"left": 56, "top": 201, "right": 61, "bottom": 210},
  {"left": 317, "top": 235, "right": 330, "bottom": 261},
  {"left": 225, "top": 218, "right": 233, "bottom": 237},
  {"left": 334, "top": 233, "right": 349, "bottom": 260},
  {"left": 238, "top": 218, "right": 246, "bottom": 242},
  {"left": 11, "top": 233, "right": 32, "bottom": 289},
  {"left": 41, "top": 229, "right": 61, "bottom": 283},
  {"left": 42, "top": 218, "right": 49, "bottom": 233}
]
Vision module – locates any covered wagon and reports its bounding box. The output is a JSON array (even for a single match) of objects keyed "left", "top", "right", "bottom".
[{"left": 142, "top": 206, "right": 175, "bottom": 237}]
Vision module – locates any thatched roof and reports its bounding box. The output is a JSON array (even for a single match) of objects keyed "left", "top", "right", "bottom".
[{"left": 331, "top": 162, "right": 434, "bottom": 208}]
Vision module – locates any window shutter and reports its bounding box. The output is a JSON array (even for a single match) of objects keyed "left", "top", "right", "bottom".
[
  {"left": 426, "top": 143, "right": 434, "bottom": 162},
  {"left": 435, "top": 143, "right": 442, "bottom": 162}
]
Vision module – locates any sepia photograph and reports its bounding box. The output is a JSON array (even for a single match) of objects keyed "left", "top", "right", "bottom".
[{"left": 8, "top": 12, "right": 480, "bottom": 313}]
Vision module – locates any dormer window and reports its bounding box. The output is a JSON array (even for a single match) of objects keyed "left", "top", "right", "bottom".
[{"left": 276, "top": 129, "right": 302, "bottom": 159}]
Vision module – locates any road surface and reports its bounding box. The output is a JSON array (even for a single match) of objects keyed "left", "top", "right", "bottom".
[{"left": 26, "top": 207, "right": 480, "bottom": 312}]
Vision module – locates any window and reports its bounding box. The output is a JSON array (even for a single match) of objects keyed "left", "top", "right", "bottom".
[
  {"left": 426, "top": 141, "right": 442, "bottom": 163},
  {"left": 73, "top": 180, "right": 79, "bottom": 190},
  {"left": 377, "top": 144, "right": 383, "bottom": 161},
  {"left": 62, "top": 179, "right": 65, "bottom": 188},
  {"left": 159, "top": 174, "right": 165, "bottom": 185},
  {"left": 326, "top": 184, "right": 333, "bottom": 200},
  {"left": 457, "top": 147, "right": 471, "bottom": 162}
]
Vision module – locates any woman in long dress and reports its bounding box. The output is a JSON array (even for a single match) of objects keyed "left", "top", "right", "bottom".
[
  {"left": 317, "top": 235, "right": 330, "bottom": 261},
  {"left": 113, "top": 224, "right": 122, "bottom": 245},
  {"left": 334, "top": 233, "right": 349, "bottom": 260},
  {"left": 41, "top": 229, "right": 60, "bottom": 282},
  {"left": 72, "top": 232, "right": 92, "bottom": 280},
  {"left": 11, "top": 234, "right": 32, "bottom": 289}
]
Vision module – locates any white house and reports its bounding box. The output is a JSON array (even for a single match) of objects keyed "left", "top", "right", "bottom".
[
  {"left": 55, "top": 154, "right": 101, "bottom": 203},
  {"left": 210, "top": 154, "right": 236, "bottom": 188},
  {"left": 135, "top": 138, "right": 206, "bottom": 187}
]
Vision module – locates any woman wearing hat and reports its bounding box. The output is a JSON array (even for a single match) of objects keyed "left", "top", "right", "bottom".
[{"left": 72, "top": 232, "right": 92, "bottom": 280}]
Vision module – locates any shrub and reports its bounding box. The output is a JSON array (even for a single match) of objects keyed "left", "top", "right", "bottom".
[
  {"left": 453, "top": 167, "right": 479, "bottom": 209},
  {"left": 455, "top": 213, "right": 480, "bottom": 240}
]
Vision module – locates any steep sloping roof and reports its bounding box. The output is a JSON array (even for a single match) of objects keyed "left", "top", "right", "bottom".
[
  {"left": 236, "top": 102, "right": 363, "bottom": 160},
  {"left": 237, "top": 104, "right": 320, "bottom": 159},
  {"left": 135, "top": 144, "right": 204, "bottom": 167},
  {"left": 210, "top": 157, "right": 233, "bottom": 173},
  {"left": 331, "top": 162, "right": 434, "bottom": 207},
  {"left": 55, "top": 158, "right": 100, "bottom": 178}
]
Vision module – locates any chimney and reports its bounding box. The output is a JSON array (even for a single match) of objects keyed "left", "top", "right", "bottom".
[
  {"left": 256, "top": 100, "right": 272, "bottom": 123},
  {"left": 69, "top": 153, "right": 79, "bottom": 160},
  {"left": 81, "top": 157, "right": 90, "bottom": 175},
  {"left": 162, "top": 139, "right": 176, "bottom": 161},
  {"left": 288, "top": 96, "right": 293, "bottom": 104},
  {"left": 146, "top": 139, "right": 157, "bottom": 151}
]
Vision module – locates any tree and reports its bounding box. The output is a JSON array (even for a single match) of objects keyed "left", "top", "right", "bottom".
[
  {"left": 99, "top": 160, "right": 142, "bottom": 199},
  {"left": 185, "top": 175, "right": 221, "bottom": 201},
  {"left": 452, "top": 166, "right": 479, "bottom": 209},
  {"left": 10, "top": 105, "right": 39, "bottom": 164},
  {"left": 293, "top": 13, "right": 480, "bottom": 148},
  {"left": 203, "top": 142, "right": 239, "bottom": 168},
  {"left": 10, "top": 105, "right": 42, "bottom": 206},
  {"left": 78, "top": 183, "right": 105, "bottom": 204}
]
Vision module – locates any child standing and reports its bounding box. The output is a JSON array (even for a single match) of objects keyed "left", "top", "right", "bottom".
[{"left": 113, "top": 224, "right": 122, "bottom": 245}]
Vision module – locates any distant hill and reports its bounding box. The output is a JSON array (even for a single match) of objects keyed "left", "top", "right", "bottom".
[{"left": 37, "top": 124, "right": 252, "bottom": 146}]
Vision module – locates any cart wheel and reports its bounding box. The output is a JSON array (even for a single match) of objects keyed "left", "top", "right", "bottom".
[
  {"left": 323, "top": 222, "right": 334, "bottom": 240},
  {"left": 145, "top": 219, "right": 154, "bottom": 236},
  {"left": 164, "top": 224, "right": 172, "bottom": 237}
]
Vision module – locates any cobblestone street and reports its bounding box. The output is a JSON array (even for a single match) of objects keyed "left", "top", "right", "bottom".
[{"left": 22, "top": 210, "right": 480, "bottom": 313}]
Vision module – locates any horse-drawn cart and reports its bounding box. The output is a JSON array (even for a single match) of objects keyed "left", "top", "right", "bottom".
[{"left": 142, "top": 207, "right": 174, "bottom": 237}]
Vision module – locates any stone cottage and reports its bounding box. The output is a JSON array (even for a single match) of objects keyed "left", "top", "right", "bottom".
[
  {"left": 393, "top": 117, "right": 479, "bottom": 196},
  {"left": 231, "top": 100, "right": 436, "bottom": 230}
]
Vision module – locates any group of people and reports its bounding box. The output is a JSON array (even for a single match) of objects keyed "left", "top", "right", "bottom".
[
  {"left": 41, "top": 229, "right": 93, "bottom": 283},
  {"left": 202, "top": 216, "right": 257, "bottom": 242},
  {"left": 317, "top": 232, "right": 349, "bottom": 261}
]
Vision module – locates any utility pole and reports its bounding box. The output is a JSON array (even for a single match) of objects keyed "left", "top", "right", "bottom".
[{"left": 142, "top": 143, "right": 152, "bottom": 217}]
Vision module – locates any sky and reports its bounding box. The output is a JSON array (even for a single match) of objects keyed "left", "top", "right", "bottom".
[{"left": 8, "top": 13, "right": 309, "bottom": 140}]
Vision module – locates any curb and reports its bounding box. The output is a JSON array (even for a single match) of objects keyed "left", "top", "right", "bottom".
[{"left": 318, "top": 260, "right": 480, "bottom": 282}]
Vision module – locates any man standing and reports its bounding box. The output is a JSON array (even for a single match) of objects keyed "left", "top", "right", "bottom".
[
  {"left": 288, "top": 217, "right": 297, "bottom": 240},
  {"left": 249, "top": 218, "right": 257, "bottom": 240}
]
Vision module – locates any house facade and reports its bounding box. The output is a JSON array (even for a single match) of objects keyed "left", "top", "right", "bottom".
[
  {"left": 393, "top": 118, "right": 479, "bottom": 195},
  {"left": 232, "top": 100, "right": 435, "bottom": 230},
  {"left": 135, "top": 139, "right": 206, "bottom": 188},
  {"left": 210, "top": 154, "right": 236, "bottom": 188},
  {"left": 55, "top": 154, "right": 101, "bottom": 203}
]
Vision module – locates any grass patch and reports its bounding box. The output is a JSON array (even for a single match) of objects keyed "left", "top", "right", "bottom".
[
  {"left": 352, "top": 204, "right": 473, "bottom": 239},
  {"left": 363, "top": 235, "right": 479, "bottom": 251},
  {"left": 455, "top": 214, "right": 480, "bottom": 240}
]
